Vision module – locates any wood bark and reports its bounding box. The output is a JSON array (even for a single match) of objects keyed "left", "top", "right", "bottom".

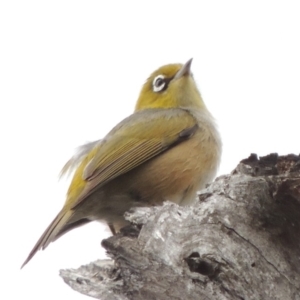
[{"left": 60, "top": 153, "right": 300, "bottom": 300}]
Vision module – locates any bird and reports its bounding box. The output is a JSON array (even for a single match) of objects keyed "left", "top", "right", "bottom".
[{"left": 21, "top": 58, "right": 222, "bottom": 268}]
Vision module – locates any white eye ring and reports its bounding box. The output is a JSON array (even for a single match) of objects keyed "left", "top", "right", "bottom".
[{"left": 153, "top": 75, "right": 166, "bottom": 92}]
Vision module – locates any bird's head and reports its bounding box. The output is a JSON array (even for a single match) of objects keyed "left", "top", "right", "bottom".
[{"left": 135, "top": 59, "right": 206, "bottom": 112}]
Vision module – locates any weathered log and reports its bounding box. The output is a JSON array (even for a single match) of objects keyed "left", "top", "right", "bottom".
[{"left": 60, "top": 153, "right": 300, "bottom": 300}]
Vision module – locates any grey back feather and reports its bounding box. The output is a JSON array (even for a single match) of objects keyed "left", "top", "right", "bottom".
[{"left": 59, "top": 140, "right": 101, "bottom": 178}]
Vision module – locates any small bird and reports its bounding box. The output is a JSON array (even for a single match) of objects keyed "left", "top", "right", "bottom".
[{"left": 21, "top": 59, "right": 222, "bottom": 268}]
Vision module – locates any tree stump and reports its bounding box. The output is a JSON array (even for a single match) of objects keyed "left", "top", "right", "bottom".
[{"left": 60, "top": 153, "right": 300, "bottom": 300}]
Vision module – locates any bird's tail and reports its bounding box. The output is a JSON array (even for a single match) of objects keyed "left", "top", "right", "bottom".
[{"left": 21, "top": 208, "right": 76, "bottom": 268}]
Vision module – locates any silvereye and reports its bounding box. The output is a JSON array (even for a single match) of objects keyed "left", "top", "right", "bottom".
[{"left": 22, "top": 59, "right": 222, "bottom": 268}]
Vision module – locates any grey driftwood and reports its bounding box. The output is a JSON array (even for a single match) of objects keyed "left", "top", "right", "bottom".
[{"left": 60, "top": 153, "right": 300, "bottom": 300}]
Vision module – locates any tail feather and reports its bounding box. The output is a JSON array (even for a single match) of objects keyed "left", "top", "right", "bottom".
[{"left": 21, "top": 208, "right": 73, "bottom": 269}]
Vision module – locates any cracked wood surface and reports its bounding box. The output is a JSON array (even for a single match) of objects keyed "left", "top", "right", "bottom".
[{"left": 60, "top": 153, "right": 300, "bottom": 300}]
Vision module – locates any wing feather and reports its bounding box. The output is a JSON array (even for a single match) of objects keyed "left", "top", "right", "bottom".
[{"left": 90, "top": 140, "right": 162, "bottom": 183}]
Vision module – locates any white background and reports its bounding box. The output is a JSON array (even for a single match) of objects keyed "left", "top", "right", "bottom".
[{"left": 1, "top": 1, "right": 299, "bottom": 299}]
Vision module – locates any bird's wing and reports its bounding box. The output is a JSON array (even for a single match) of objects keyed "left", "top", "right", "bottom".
[{"left": 71, "top": 109, "right": 198, "bottom": 209}]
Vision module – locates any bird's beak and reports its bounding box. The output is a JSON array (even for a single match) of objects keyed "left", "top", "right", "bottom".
[{"left": 174, "top": 58, "right": 193, "bottom": 80}]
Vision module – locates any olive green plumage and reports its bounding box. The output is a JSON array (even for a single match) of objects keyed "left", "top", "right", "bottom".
[{"left": 22, "top": 59, "right": 222, "bottom": 268}]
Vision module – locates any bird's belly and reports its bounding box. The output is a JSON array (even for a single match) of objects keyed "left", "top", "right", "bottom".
[{"left": 133, "top": 134, "right": 218, "bottom": 202}]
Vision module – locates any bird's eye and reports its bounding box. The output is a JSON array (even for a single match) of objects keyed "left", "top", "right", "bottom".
[{"left": 153, "top": 75, "right": 166, "bottom": 92}]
